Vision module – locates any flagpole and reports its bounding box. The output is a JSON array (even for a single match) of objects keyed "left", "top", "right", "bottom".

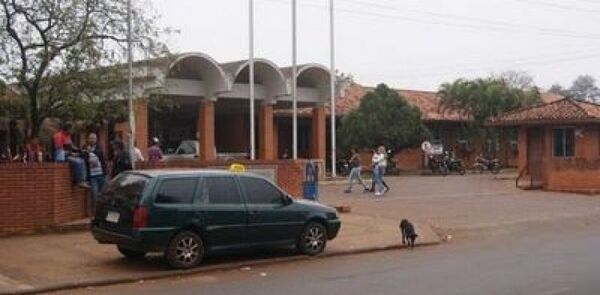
[
  {"left": 292, "top": 0, "right": 298, "bottom": 160},
  {"left": 249, "top": 0, "right": 256, "bottom": 160},
  {"left": 127, "top": 0, "right": 136, "bottom": 169},
  {"left": 329, "top": 0, "right": 336, "bottom": 177}
]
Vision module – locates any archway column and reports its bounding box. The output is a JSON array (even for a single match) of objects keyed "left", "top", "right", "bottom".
[
  {"left": 198, "top": 98, "right": 216, "bottom": 162},
  {"left": 311, "top": 104, "right": 326, "bottom": 160},
  {"left": 134, "top": 99, "right": 149, "bottom": 159},
  {"left": 258, "top": 102, "right": 275, "bottom": 160}
]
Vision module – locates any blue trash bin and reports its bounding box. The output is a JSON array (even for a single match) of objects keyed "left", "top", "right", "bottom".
[{"left": 303, "top": 181, "right": 319, "bottom": 201}]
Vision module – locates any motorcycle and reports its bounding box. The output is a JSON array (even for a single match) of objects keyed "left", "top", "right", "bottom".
[
  {"left": 336, "top": 160, "right": 351, "bottom": 177},
  {"left": 473, "top": 155, "right": 501, "bottom": 174},
  {"left": 427, "top": 154, "right": 448, "bottom": 175},
  {"left": 443, "top": 152, "right": 466, "bottom": 175}
]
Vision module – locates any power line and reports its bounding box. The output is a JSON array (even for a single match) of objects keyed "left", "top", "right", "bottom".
[
  {"left": 516, "top": 0, "right": 600, "bottom": 14},
  {"left": 343, "top": 0, "right": 597, "bottom": 39},
  {"left": 397, "top": 50, "right": 600, "bottom": 80},
  {"left": 399, "top": 47, "right": 600, "bottom": 74},
  {"left": 263, "top": 0, "right": 600, "bottom": 40}
]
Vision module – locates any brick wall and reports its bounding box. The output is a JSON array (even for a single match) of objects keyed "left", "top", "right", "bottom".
[
  {"left": 547, "top": 159, "right": 600, "bottom": 194},
  {"left": 395, "top": 148, "right": 423, "bottom": 171},
  {"left": 136, "top": 159, "right": 308, "bottom": 197},
  {"left": 0, "top": 163, "right": 87, "bottom": 236}
]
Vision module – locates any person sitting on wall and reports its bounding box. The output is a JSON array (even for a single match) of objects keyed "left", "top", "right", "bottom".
[
  {"left": 112, "top": 140, "right": 133, "bottom": 176},
  {"left": 54, "top": 122, "right": 90, "bottom": 188},
  {"left": 147, "top": 137, "right": 163, "bottom": 164},
  {"left": 24, "top": 137, "right": 44, "bottom": 163}
]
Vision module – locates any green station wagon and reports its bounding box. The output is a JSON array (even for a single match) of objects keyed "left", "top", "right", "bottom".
[{"left": 91, "top": 170, "right": 341, "bottom": 269}]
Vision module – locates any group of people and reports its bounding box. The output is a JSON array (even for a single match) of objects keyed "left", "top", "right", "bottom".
[
  {"left": 345, "top": 146, "right": 391, "bottom": 196},
  {"left": 51, "top": 122, "right": 164, "bottom": 214}
]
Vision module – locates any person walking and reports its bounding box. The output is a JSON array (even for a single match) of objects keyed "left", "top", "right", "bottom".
[
  {"left": 147, "top": 137, "right": 163, "bottom": 164},
  {"left": 111, "top": 140, "right": 132, "bottom": 176},
  {"left": 369, "top": 147, "right": 390, "bottom": 194},
  {"left": 371, "top": 146, "right": 389, "bottom": 196},
  {"left": 344, "top": 148, "right": 369, "bottom": 193}
]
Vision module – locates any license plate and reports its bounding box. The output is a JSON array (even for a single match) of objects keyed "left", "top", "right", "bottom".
[{"left": 106, "top": 211, "right": 120, "bottom": 223}]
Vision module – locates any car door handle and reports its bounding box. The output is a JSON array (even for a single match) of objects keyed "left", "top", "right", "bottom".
[{"left": 249, "top": 210, "right": 260, "bottom": 216}]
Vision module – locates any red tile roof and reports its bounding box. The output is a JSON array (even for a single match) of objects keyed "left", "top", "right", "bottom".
[
  {"left": 540, "top": 92, "right": 563, "bottom": 103},
  {"left": 489, "top": 98, "right": 600, "bottom": 126},
  {"left": 275, "top": 83, "right": 469, "bottom": 122},
  {"left": 275, "top": 83, "right": 563, "bottom": 123}
]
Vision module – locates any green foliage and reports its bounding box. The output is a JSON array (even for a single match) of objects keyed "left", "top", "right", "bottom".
[
  {"left": 438, "top": 76, "right": 541, "bottom": 137},
  {"left": 337, "top": 84, "right": 429, "bottom": 155},
  {"left": 569, "top": 75, "right": 600, "bottom": 102},
  {"left": 0, "top": 0, "right": 170, "bottom": 136}
]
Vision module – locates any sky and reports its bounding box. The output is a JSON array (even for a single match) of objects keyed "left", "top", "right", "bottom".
[{"left": 149, "top": 0, "right": 600, "bottom": 91}]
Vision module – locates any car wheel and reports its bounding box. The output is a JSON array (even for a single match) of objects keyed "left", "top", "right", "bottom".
[
  {"left": 117, "top": 245, "right": 146, "bottom": 259},
  {"left": 298, "top": 222, "right": 327, "bottom": 256},
  {"left": 165, "top": 231, "right": 204, "bottom": 269}
]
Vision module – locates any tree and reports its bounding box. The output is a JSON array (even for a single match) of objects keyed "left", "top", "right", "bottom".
[
  {"left": 0, "top": 0, "right": 169, "bottom": 136},
  {"left": 495, "top": 70, "right": 535, "bottom": 91},
  {"left": 548, "top": 83, "right": 569, "bottom": 96},
  {"left": 438, "top": 76, "right": 541, "bottom": 137},
  {"left": 568, "top": 75, "right": 600, "bottom": 102},
  {"left": 337, "top": 84, "right": 428, "bottom": 155}
]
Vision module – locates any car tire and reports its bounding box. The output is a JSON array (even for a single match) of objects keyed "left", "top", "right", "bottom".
[
  {"left": 117, "top": 245, "right": 146, "bottom": 259},
  {"left": 298, "top": 222, "right": 327, "bottom": 256},
  {"left": 165, "top": 231, "right": 204, "bottom": 269}
]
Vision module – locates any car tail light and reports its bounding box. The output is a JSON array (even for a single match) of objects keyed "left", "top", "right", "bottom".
[{"left": 133, "top": 206, "right": 148, "bottom": 229}]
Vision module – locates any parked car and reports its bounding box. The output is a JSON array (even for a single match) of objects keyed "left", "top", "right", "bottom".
[
  {"left": 162, "top": 140, "right": 198, "bottom": 161},
  {"left": 91, "top": 170, "right": 341, "bottom": 269},
  {"left": 163, "top": 140, "right": 249, "bottom": 162}
]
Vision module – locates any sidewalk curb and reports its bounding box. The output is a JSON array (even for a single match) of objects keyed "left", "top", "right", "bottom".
[{"left": 5, "top": 241, "right": 442, "bottom": 295}]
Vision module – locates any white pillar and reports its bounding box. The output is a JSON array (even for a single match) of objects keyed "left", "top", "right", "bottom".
[
  {"left": 249, "top": 0, "right": 256, "bottom": 160},
  {"left": 292, "top": 0, "right": 298, "bottom": 160},
  {"left": 329, "top": 0, "right": 336, "bottom": 177},
  {"left": 127, "top": 0, "right": 136, "bottom": 169}
]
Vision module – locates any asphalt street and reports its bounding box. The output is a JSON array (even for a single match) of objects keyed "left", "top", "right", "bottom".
[{"left": 57, "top": 220, "right": 600, "bottom": 295}]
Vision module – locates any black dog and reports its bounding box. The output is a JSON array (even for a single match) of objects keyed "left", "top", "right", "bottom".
[{"left": 399, "top": 219, "right": 418, "bottom": 248}]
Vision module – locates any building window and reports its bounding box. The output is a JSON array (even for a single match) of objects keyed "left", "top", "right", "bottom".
[{"left": 553, "top": 128, "right": 575, "bottom": 157}]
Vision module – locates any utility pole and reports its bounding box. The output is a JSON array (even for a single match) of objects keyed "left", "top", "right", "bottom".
[
  {"left": 127, "top": 0, "right": 135, "bottom": 169},
  {"left": 329, "top": 0, "right": 336, "bottom": 177},
  {"left": 249, "top": 0, "right": 256, "bottom": 160},
  {"left": 292, "top": 0, "right": 298, "bottom": 160}
]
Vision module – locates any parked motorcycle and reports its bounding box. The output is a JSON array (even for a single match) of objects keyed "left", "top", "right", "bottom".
[
  {"left": 428, "top": 154, "right": 448, "bottom": 175},
  {"left": 336, "top": 160, "right": 351, "bottom": 177},
  {"left": 444, "top": 152, "right": 466, "bottom": 175},
  {"left": 473, "top": 155, "right": 501, "bottom": 174}
]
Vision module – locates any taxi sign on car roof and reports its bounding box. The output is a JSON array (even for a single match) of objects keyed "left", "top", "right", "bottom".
[{"left": 229, "top": 163, "right": 246, "bottom": 173}]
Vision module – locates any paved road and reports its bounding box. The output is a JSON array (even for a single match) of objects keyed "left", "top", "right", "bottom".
[
  {"left": 320, "top": 175, "right": 600, "bottom": 235},
  {"left": 58, "top": 221, "right": 600, "bottom": 295}
]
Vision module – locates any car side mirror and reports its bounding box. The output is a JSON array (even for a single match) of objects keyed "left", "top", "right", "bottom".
[{"left": 282, "top": 194, "right": 293, "bottom": 206}]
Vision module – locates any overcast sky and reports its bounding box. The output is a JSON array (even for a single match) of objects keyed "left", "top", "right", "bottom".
[{"left": 149, "top": 0, "right": 600, "bottom": 91}]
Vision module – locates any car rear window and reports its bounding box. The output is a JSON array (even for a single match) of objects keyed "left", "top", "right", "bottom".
[
  {"left": 103, "top": 173, "right": 149, "bottom": 202},
  {"left": 155, "top": 178, "right": 197, "bottom": 204}
]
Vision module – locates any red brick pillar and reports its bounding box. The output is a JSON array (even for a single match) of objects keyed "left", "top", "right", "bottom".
[
  {"left": 517, "top": 126, "right": 527, "bottom": 173},
  {"left": 311, "top": 105, "right": 326, "bottom": 160},
  {"left": 134, "top": 99, "right": 149, "bottom": 158},
  {"left": 273, "top": 117, "right": 279, "bottom": 159},
  {"left": 258, "top": 104, "right": 275, "bottom": 160},
  {"left": 198, "top": 99, "right": 216, "bottom": 161}
]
